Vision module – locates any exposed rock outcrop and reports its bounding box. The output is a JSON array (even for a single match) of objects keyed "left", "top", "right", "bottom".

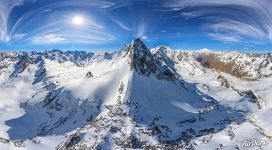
[
  {"left": 86, "top": 71, "right": 93, "bottom": 78},
  {"left": 125, "top": 38, "right": 157, "bottom": 76}
]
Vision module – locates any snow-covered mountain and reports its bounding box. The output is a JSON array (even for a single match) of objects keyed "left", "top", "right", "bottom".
[{"left": 0, "top": 39, "right": 272, "bottom": 149}]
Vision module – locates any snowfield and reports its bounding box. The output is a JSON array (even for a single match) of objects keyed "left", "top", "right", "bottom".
[{"left": 0, "top": 39, "right": 272, "bottom": 149}]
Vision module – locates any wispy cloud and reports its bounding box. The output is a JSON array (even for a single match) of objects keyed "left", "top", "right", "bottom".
[
  {"left": 141, "top": 35, "right": 147, "bottom": 40},
  {"left": 29, "top": 34, "right": 67, "bottom": 44},
  {"left": 161, "top": 0, "right": 272, "bottom": 43},
  {"left": 2, "top": 0, "right": 272, "bottom": 48},
  {"left": 109, "top": 16, "right": 132, "bottom": 31},
  {"left": 207, "top": 33, "right": 242, "bottom": 43},
  {"left": 136, "top": 20, "right": 147, "bottom": 37},
  {"left": 13, "top": 33, "right": 26, "bottom": 40},
  {"left": 0, "top": 0, "right": 26, "bottom": 42},
  {"left": 1, "top": 0, "right": 121, "bottom": 44},
  {"left": 202, "top": 20, "right": 266, "bottom": 43}
]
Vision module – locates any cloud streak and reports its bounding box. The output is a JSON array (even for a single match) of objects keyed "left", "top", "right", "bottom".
[
  {"left": 110, "top": 17, "right": 132, "bottom": 31},
  {"left": 29, "top": 34, "right": 67, "bottom": 44},
  {"left": 0, "top": 0, "right": 124, "bottom": 45},
  {"left": 162, "top": 0, "right": 272, "bottom": 43},
  {"left": 1, "top": 0, "right": 272, "bottom": 49},
  {"left": 0, "top": 0, "right": 26, "bottom": 42}
]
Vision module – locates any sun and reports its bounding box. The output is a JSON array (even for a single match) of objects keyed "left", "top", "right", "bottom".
[{"left": 72, "top": 15, "right": 84, "bottom": 26}]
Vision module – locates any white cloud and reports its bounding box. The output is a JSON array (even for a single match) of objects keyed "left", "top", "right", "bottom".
[
  {"left": 203, "top": 20, "right": 266, "bottom": 43},
  {"left": 162, "top": 0, "right": 272, "bottom": 43},
  {"left": 141, "top": 35, "right": 154, "bottom": 42},
  {"left": 13, "top": 33, "right": 26, "bottom": 40},
  {"left": 0, "top": 0, "right": 37, "bottom": 42},
  {"left": 207, "top": 33, "right": 242, "bottom": 43},
  {"left": 141, "top": 35, "right": 147, "bottom": 40},
  {"left": 109, "top": 16, "right": 132, "bottom": 31},
  {"left": 29, "top": 34, "right": 67, "bottom": 44},
  {"left": 136, "top": 22, "right": 146, "bottom": 37},
  {"left": 2, "top": 0, "right": 119, "bottom": 43},
  {"left": 0, "top": 0, "right": 23, "bottom": 42}
]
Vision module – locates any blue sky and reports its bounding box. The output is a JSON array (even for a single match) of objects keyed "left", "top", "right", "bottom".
[{"left": 0, "top": 0, "right": 272, "bottom": 52}]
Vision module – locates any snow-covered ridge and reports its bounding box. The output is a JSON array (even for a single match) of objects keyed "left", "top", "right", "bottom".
[
  {"left": 1, "top": 45, "right": 271, "bottom": 80},
  {"left": 192, "top": 51, "right": 272, "bottom": 80}
]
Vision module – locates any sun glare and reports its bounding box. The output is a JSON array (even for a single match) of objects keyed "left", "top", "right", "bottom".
[{"left": 72, "top": 15, "right": 84, "bottom": 25}]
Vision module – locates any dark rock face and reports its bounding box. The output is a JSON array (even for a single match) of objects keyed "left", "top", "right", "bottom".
[
  {"left": 217, "top": 75, "right": 231, "bottom": 88},
  {"left": 86, "top": 71, "right": 93, "bottom": 78},
  {"left": 9, "top": 53, "right": 31, "bottom": 77},
  {"left": 217, "top": 74, "right": 264, "bottom": 109},
  {"left": 239, "top": 90, "right": 264, "bottom": 109},
  {"left": 125, "top": 39, "right": 175, "bottom": 80},
  {"left": 33, "top": 58, "right": 47, "bottom": 84},
  {"left": 125, "top": 38, "right": 157, "bottom": 76},
  {"left": 0, "top": 53, "right": 19, "bottom": 76}
]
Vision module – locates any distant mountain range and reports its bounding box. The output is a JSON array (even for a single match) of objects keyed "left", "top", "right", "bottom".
[{"left": 0, "top": 39, "right": 272, "bottom": 149}]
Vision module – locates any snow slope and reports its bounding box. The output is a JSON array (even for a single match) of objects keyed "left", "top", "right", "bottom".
[{"left": 0, "top": 39, "right": 272, "bottom": 149}]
